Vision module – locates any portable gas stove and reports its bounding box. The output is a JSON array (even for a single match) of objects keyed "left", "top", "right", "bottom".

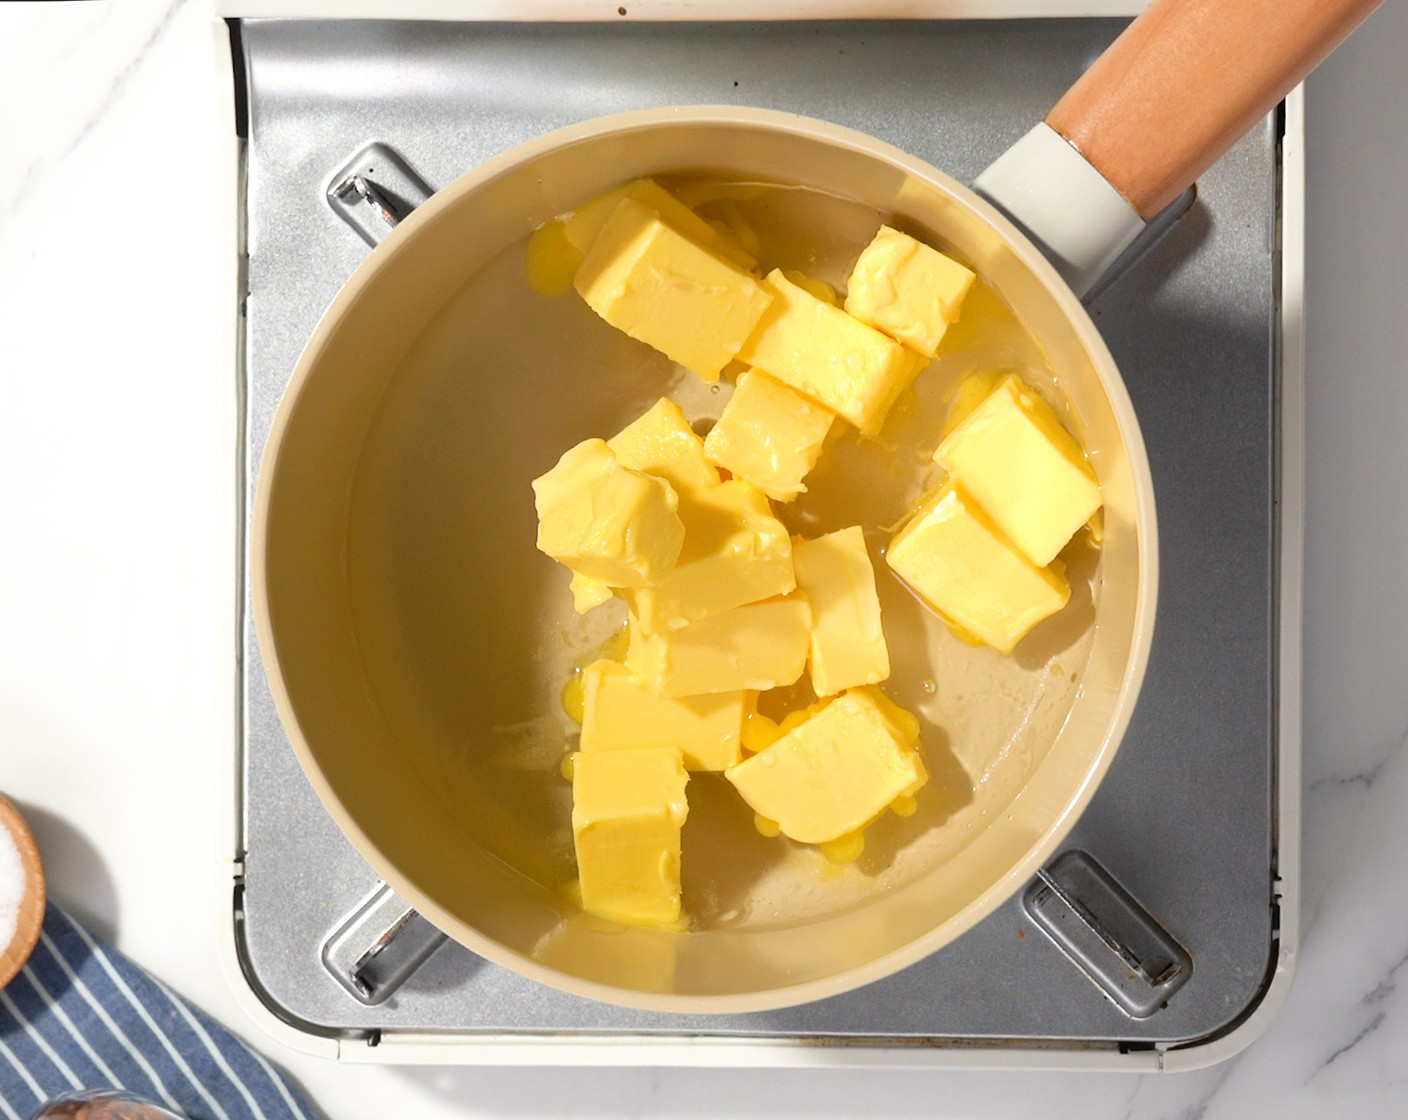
[{"left": 214, "top": 3, "right": 1302, "bottom": 1070}]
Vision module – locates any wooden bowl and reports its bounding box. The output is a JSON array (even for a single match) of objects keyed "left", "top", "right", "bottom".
[{"left": 0, "top": 793, "right": 45, "bottom": 989}]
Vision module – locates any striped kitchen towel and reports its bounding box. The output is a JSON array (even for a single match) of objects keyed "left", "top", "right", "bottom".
[{"left": 0, "top": 905, "right": 316, "bottom": 1120}]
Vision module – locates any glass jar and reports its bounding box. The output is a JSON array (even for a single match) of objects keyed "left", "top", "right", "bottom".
[{"left": 30, "top": 1090, "right": 186, "bottom": 1120}]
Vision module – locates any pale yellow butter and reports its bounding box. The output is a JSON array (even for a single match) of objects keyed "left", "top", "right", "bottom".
[
  {"left": 623, "top": 480, "right": 795, "bottom": 635},
  {"left": 569, "top": 572, "right": 614, "bottom": 614},
  {"left": 608, "top": 397, "right": 720, "bottom": 496},
  {"left": 724, "top": 687, "right": 927, "bottom": 845},
  {"left": 579, "top": 659, "right": 745, "bottom": 772},
  {"left": 574, "top": 198, "right": 773, "bottom": 383},
  {"left": 562, "top": 178, "right": 756, "bottom": 270},
  {"left": 792, "top": 526, "right": 891, "bottom": 696},
  {"left": 626, "top": 593, "right": 812, "bottom": 698},
  {"left": 734, "top": 269, "right": 924, "bottom": 435},
  {"left": 571, "top": 746, "right": 689, "bottom": 927},
  {"left": 532, "top": 438, "right": 683, "bottom": 588},
  {"left": 781, "top": 269, "right": 839, "bottom": 306},
  {"left": 844, "top": 225, "right": 975, "bottom": 357},
  {"left": 934, "top": 373, "right": 1102, "bottom": 566},
  {"left": 703, "top": 369, "right": 835, "bottom": 503},
  {"left": 885, "top": 480, "right": 1070, "bottom": 654}
]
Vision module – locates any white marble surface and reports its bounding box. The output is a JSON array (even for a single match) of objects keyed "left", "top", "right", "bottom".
[{"left": 3, "top": 1, "right": 1406, "bottom": 1116}]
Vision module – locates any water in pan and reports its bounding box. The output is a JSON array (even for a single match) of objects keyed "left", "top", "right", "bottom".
[{"left": 344, "top": 178, "right": 1099, "bottom": 933}]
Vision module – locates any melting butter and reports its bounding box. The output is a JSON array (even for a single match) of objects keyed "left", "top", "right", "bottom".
[
  {"left": 819, "top": 831, "right": 865, "bottom": 865},
  {"left": 525, "top": 219, "right": 582, "bottom": 296}
]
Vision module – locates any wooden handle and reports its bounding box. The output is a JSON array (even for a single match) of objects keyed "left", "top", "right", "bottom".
[{"left": 1047, "top": 0, "right": 1381, "bottom": 218}]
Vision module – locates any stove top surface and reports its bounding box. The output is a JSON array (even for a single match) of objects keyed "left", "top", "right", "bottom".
[{"left": 234, "top": 17, "right": 1283, "bottom": 1054}]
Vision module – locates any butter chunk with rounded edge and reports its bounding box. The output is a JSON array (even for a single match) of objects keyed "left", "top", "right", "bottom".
[
  {"left": 934, "top": 373, "right": 1102, "bottom": 566},
  {"left": 844, "top": 226, "right": 976, "bottom": 356},
  {"left": 724, "top": 688, "right": 927, "bottom": 845},
  {"left": 574, "top": 198, "right": 773, "bottom": 383},
  {"left": 622, "top": 480, "right": 794, "bottom": 635},
  {"left": 569, "top": 573, "right": 614, "bottom": 614},
  {"left": 792, "top": 527, "right": 891, "bottom": 696},
  {"left": 703, "top": 369, "right": 835, "bottom": 503},
  {"left": 532, "top": 438, "right": 683, "bottom": 589},
  {"left": 562, "top": 178, "right": 756, "bottom": 270},
  {"left": 734, "top": 269, "right": 924, "bottom": 434},
  {"left": 608, "top": 397, "right": 720, "bottom": 496},
  {"left": 571, "top": 746, "right": 689, "bottom": 927},
  {"left": 579, "top": 659, "right": 744, "bottom": 772},
  {"left": 626, "top": 593, "right": 812, "bottom": 698},
  {"left": 885, "top": 480, "right": 1069, "bottom": 654}
]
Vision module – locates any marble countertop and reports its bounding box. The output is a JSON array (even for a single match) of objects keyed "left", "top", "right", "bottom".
[{"left": 3, "top": 1, "right": 1406, "bottom": 1116}]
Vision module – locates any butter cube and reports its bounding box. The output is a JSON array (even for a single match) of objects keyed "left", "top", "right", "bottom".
[
  {"left": 844, "top": 226, "right": 976, "bottom": 356},
  {"left": 703, "top": 370, "right": 835, "bottom": 503},
  {"left": 627, "top": 593, "right": 812, "bottom": 698},
  {"left": 934, "top": 374, "right": 1102, "bottom": 566},
  {"left": 532, "top": 438, "right": 683, "bottom": 588},
  {"left": 579, "top": 659, "right": 745, "bottom": 771},
  {"left": 792, "top": 527, "right": 891, "bottom": 696},
  {"left": 608, "top": 397, "right": 720, "bottom": 496},
  {"left": 885, "top": 481, "right": 1070, "bottom": 654},
  {"left": 563, "top": 178, "right": 756, "bottom": 270},
  {"left": 623, "top": 480, "right": 795, "bottom": 634},
  {"left": 734, "top": 269, "right": 924, "bottom": 434},
  {"left": 724, "top": 688, "right": 927, "bottom": 845},
  {"left": 571, "top": 746, "right": 689, "bottom": 927},
  {"left": 575, "top": 198, "right": 773, "bottom": 383}
]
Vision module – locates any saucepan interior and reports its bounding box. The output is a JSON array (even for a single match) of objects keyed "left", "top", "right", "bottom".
[{"left": 253, "top": 108, "right": 1156, "bottom": 1012}]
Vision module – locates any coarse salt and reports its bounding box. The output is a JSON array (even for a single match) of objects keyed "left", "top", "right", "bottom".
[{"left": 0, "top": 822, "right": 26, "bottom": 955}]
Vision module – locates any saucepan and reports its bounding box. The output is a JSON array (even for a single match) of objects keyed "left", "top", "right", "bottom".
[{"left": 253, "top": 0, "right": 1376, "bottom": 1011}]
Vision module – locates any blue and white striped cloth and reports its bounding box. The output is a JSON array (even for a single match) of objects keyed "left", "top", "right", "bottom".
[{"left": 0, "top": 906, "right": 316, "bottom": 1120}]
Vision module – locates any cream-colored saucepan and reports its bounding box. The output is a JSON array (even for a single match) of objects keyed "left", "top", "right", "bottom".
[{"left": 253, "top": 0, "right": 1376, "bottom": 1011}]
